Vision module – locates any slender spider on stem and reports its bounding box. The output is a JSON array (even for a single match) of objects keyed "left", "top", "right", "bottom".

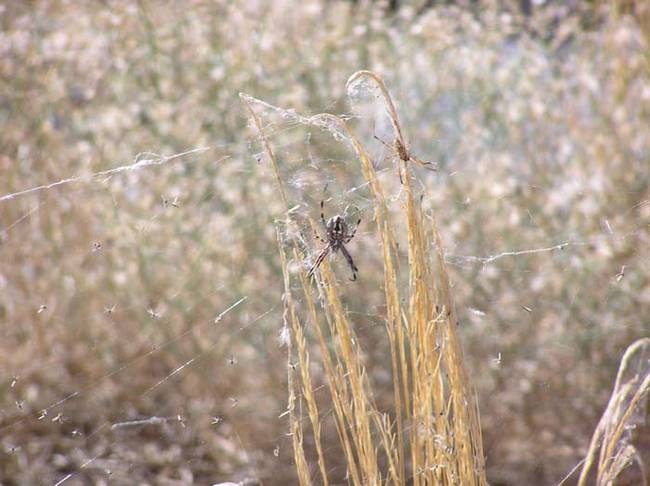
[{"left": 374, "top": 135, "right": 437, "bottom": 183}]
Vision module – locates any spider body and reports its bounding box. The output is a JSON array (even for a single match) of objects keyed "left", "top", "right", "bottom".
[
  {"left": 327, "top": 216, "right": 348, "bottom": 242},
  {"left": 308, "top": 200, "right": 361, "bottom": 281},
  {"left": 375, "top": 135, "right": 437, "bottom": 183}
]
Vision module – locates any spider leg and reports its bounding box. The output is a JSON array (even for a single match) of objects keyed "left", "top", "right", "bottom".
[
  {"left": 313, "top": 228, "right": 326, "bottom": 243},
  {"left": 345, "top": 218, "right": 362, "bottom": 243},
  {"left": 339, "top": 244, "right": 358, "bottom": 281},
  {"left": 373, "top": 134, "right": 393, "bottom": 151},
  {"left": 411, "top": 155, "right": 438, "bottom": 172},
  {"left": 320, "top": 199, "right": 327, "bottom": 227},
  {"left": 307, "top": 245, "right": 331, "bottom": 279},
  {"left": 374, "top": 135, "right": 405, "bottom": 184}
]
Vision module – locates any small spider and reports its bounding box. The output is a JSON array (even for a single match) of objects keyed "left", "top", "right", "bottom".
[
  {"left": 308, "top": 199, "right": 361, "bottom": 281},
  {"left": 375, "top": 135, "right": 436, "bottom": 183}
]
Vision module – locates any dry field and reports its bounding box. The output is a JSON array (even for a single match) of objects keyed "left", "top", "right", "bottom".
[{"left": 1, "top": 1, "right": 649, "bottom": 485}]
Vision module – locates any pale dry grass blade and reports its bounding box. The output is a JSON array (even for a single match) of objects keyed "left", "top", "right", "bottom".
[
  {"left": 243, "top": 94, "right": 328, "bottom": 486},
  {"left": 278, "top": 234, "right": 314, "bottom": 486},
  {"left": 578, "top": 337, "right": 650, "bottom": 486},
  {"left": 240, "top": 93, "right": 290, "bottom": 210}
]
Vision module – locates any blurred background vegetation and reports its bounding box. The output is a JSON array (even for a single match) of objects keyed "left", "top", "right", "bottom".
[{"left": 0, "top": 0, "right": 648, "bottom": 484}]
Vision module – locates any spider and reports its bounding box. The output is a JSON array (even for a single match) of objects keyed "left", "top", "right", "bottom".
[
  {"left": 374, "top": 135, "right": 437, "bottom": 183},
  {"left": 307, "top": 199, "right": 361, "bottom": 281}
]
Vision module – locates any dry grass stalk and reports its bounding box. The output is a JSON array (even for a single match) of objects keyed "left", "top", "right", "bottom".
[
  {"left": 347, "top": 70, "right": 487, "bottom": 484},
  {"left": 241, "top": 94, "right": 327, "bottom": 485},
  {"left": 577, "top": 337, "right": 650, "bottom": 486},
  {"left": 278, "top": 236, "right": 315, "bottom": 486}
]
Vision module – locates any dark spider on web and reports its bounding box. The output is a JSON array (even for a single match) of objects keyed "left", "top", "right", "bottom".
[{"left": 307, "top": 199, "right": 361, "bottom": 281}]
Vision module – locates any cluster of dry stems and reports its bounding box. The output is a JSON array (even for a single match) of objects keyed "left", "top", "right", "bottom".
[{"left": 244, "top": 70, "right": 486, "bottom": 485}]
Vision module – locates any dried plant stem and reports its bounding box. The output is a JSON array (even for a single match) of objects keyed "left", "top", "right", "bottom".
[
  {"left": 240, "top": 93, "right": 289, "bottom": 209},
  {"left": 244, "top": 94, "right": 329, "bottom": 485},
  {"left": 277, "top": 236, "right": 313, "bottom": 486},
  {"left": 297, "top": 247, "right": 359, "bottom": 486},
  {"left": 578, "top": 337, "right": 650, "bottom": 486}
]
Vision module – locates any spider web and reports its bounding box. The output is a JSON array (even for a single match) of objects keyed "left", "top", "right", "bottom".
[
  {"left": 0, "top": 98, "right": 406, "bottom": 484},
  {"left": 0, "top": 138, "right": 287, "bottom": 483},
  {"left": 1, "top": 7, "right": 649, "bottom": 485},
  {"left": 1, "top": 87, "right": 648, "bottom": 485}
]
